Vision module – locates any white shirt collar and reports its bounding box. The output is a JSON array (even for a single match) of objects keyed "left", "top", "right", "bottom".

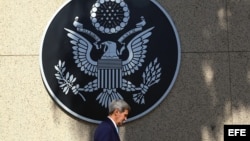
[{"left": 108, "top": 116, "right": 119, "bottom": 133}]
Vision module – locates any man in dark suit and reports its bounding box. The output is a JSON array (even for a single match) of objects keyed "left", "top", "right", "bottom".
[{"left": 94, "top": 99, "right": 131, "bottom": 141}]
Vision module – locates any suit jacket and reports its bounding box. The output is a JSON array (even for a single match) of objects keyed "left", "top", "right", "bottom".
[{"left": 94, "top": 118, "right": 120, "bottom": 141}]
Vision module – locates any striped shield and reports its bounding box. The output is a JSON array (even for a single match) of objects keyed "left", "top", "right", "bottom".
[{"left": 97, "top": 59, "right": 122, "bottom": 89}]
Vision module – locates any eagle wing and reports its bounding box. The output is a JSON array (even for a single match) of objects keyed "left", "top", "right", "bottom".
[
  {"left": 122, "top": 27, "right": 154, "bottom": 76},
  {"left": 65, "top": 28, "right": 98, "bottom": 76}
]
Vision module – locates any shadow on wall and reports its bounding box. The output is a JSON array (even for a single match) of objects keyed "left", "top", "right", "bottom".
[{"left": 118, "top": 1, "right": 250, "bottom": 141}]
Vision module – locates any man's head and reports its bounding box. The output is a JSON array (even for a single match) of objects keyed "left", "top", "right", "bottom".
[{"left": 108, "top": 99, "right": 131, "bottom": 126}]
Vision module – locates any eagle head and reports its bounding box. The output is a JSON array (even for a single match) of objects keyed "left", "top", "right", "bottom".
[{"left": 99, "top": 41, "right": 119, "bottom": 59}]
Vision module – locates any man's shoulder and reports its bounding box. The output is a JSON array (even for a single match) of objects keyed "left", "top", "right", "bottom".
[
  {"left": 99, "top": 118, "right": 113, "bottom": 127},
  {"left": 95, "top": 118, "right": 114, "bottom": 134}
]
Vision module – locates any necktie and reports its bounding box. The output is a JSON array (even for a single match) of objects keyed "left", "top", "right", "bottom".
[{"left": 116, "top": 127, "right": 119, "bottom": 133}]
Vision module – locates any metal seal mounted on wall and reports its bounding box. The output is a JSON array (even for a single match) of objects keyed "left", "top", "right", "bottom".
[{"left": 40, "top": 0, "right": 181, "bottom": 124}]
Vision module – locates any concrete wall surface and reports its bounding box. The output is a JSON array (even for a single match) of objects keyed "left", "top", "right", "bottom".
[{"left": 1, "top": 0, "right": 250, "bottom": 141}]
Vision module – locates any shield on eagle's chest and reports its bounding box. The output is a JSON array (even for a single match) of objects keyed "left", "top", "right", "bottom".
[{"left": 97, "top": 59, "right": 122, "bottom": 89}]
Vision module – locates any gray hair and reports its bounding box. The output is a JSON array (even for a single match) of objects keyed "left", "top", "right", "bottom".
[{"left": 108, "top": 99, "right": 131, "bottom": 114}]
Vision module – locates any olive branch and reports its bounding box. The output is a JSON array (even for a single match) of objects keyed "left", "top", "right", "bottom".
[{"left": 54, "top": 60, "right": 86, "bottom": 101}]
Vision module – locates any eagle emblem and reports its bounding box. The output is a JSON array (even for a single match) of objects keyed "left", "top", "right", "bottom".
[{"left": 54, "top": 0, "right": 162, "bottom": 108}]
